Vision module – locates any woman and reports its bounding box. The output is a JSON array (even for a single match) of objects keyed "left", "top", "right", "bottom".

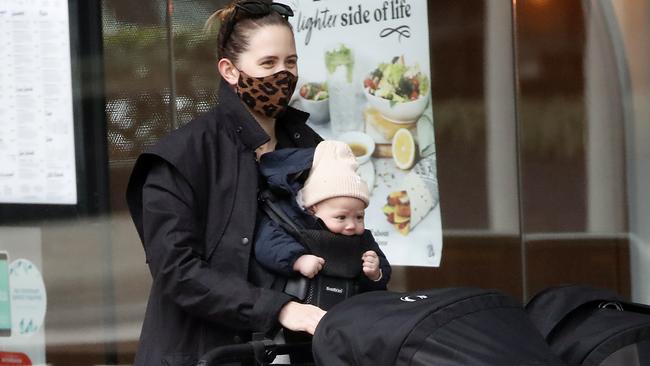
[{"left": 126, "top": 1, "right": 325, "bottom": 364}]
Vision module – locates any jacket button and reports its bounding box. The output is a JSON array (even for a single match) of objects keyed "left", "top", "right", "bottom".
[
  {"left": 236, "top": 126, "right": 243, "bottom": 133},
  {"left": 293, "top": 132, "right": 301, "bottom": 139},
  {"left": 233, "top": 335, "right": 242, "bottom": 343},
  {"left": 241, "top": 237, "right": 249, "bottom": 245}
]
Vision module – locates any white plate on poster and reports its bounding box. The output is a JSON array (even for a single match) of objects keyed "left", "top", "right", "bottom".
[{"left": 358, "top": 160, "right": 375, "bottom": 195}]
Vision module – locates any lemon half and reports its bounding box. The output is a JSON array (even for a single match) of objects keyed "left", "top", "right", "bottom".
[{"left": 391, "top": 128, "right": 416, "bottom": 170}]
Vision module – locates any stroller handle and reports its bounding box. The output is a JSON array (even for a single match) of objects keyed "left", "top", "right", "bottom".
[
  {"left": 197, "top": 339, "right": 313, "bottom": 366},
  {"left": 197, "top": 340, "right": 272, "bottom": 366}
]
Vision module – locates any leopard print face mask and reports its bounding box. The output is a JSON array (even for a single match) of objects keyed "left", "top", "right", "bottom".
[{"left": 235, "top": 69, "right": 298, "bottom": 118}]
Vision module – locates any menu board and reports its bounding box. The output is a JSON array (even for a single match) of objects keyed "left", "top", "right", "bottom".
[{"left": 0, "top": 0, "right": 77, "bottom": 205}]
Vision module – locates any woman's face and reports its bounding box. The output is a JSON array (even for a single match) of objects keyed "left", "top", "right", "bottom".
[{"left": 236, "top": 24, "right": 298, "bottom": 78}]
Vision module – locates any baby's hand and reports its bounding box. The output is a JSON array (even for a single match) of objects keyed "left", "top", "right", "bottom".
[
  {"left": 362, "top": 251, "right": 382, "bottom": 281},
  {"left": 293, "top": 254, "right": 325, "bottom": 278}
]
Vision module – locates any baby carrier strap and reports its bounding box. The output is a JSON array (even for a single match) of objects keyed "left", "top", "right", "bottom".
[{"left": 258, "top": 189, "right": 303, "bottom": 238}]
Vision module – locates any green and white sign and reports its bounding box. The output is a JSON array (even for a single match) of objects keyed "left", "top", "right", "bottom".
[{"left": 10, "top": 259, "right": 46, "bottom": 337}]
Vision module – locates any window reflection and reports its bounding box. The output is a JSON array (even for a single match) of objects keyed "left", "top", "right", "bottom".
[{"left": 515, "top": 0, "right": 630, "bottom": 300}]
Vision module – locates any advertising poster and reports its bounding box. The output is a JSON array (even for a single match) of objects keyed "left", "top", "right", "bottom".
[{"left": 287, "top": 0, "right": 442, "bottom": 266}]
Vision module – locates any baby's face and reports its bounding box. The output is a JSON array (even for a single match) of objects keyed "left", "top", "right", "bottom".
[{"left": 311, "top": 197, "right": 366, "bottom": 236}]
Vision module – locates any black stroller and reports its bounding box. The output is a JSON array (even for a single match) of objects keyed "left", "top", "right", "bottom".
[
  {"left": 198, "top": 191, "right": 562, "bottom": 365},
  {"left": 526, "top": 285, "right": 650, "bottom": 366},
  {"left": 311, "top": 287, "right": 563, "bottom": 366},
  {"left": 199, "top": 287, "right": 565, "bottom": 365}
]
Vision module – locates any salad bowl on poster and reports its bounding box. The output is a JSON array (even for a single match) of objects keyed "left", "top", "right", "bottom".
[
  {"left": 362, "top": 56, "right": 431, "bottom": 123},
  {"left": 363, "top": 87, "right": 430, "bottom": 123}
]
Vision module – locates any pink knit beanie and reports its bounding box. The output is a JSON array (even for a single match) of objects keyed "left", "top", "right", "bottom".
[{"left": 298, "top": 140, "right": 370, "bottom": 208}]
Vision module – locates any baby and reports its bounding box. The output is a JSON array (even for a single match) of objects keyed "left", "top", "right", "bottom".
[{"left": 255, "top": 140, "right": 391, "bottom": 290}]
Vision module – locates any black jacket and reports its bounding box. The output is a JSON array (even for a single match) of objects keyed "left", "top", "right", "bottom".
[
  {"left": 126, "top": 80, "right": 321, "bottom": 366},
  {"left": 254, "top": 147, "right": 391, "bottom": 291}
]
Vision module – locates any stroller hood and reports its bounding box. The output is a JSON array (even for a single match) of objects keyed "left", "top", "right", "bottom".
[
  {"left": 526, "top": 285, "right": 622, "bottom": 339},
  {"left": 313, "top": 288, "right": 563, "bottom": 366},
  {"left": 526, "top": 285, "right": 650, "bottom": 366}
]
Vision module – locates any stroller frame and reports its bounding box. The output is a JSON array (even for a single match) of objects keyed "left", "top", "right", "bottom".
[{"left": 197, "top": 335, "right": 312, "bottom": 366}]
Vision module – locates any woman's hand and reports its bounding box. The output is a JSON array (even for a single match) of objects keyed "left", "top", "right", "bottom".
[
  {"left": 293, "top": 254, "right": 325, "bottom": 278},
  {"left": 278, "top": 301, "right": 326, "bottom": 335},
  {"left": 362, "top": 250, "right": 382, "bottom": 281}
]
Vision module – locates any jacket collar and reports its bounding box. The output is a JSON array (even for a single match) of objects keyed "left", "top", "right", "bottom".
[
  {"left": 216, "top": 78, "right": 310, "bottom": 151},
  {"left": 258, "top": 147, "right": 315, "bottom": 194}
]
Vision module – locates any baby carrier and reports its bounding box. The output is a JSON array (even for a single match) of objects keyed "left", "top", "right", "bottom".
[
  {"left": 258, "top": 189, "right": 372, "bottom": 310},
  {"left": 526, "top": 285, "right": 650, "bottom": 366},
  {"left": 312, "top": 287, "right": 564, "bottom": 366}
]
